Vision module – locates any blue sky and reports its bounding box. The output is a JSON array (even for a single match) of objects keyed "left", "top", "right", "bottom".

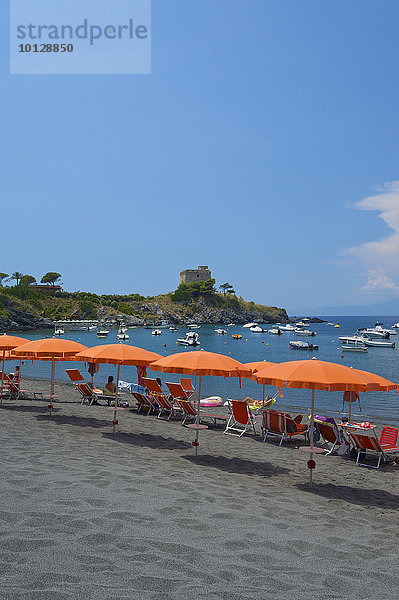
[{"left": 1, "top": 0, "right": 398, "bottom": 313}]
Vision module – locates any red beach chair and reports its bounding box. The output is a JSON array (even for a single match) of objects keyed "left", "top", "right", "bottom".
[
  {"left": 263, "top": 409, "right": 307, "bottom": 445},
  {"left": 132, "top": 392, "right": 155, "bottom": 414},
  {"left": 180, "top": 378, "right": 194, "bottom": 399},
  {"left": 348, "top": 430, "right": 399, "bottom": 469},
  {"left": 314, "top": 415, "right": 344, "bottom": 455},
  {"left": 224, "top": 399, "right": 257, "bottom": 437},
  {"left": 379, "top": 426, "right": 398, "bottom": 450}
]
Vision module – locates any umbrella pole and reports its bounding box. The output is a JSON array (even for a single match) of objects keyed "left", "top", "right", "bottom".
[
  {"left": 113, "top": 364, "right": 121, "bottom": 434},
  {"left": 309, "top": 388, "right": 315, "bottom": 486},
  {"left": 0, "top": 349, "right": 5, "bottom": 405},
  {"left": 49, "top": 358, "right": 55, "bottom": 415},
  {"left": 349, "top": 393, "right": 352, "bottom": 421},
  {"left": 194, "top": 374, "right": 202, "bottom": 457}
]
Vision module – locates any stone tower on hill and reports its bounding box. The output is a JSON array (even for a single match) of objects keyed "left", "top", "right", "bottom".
[{"left": 180, "top": 265, "right": 212, "bottom": 285}]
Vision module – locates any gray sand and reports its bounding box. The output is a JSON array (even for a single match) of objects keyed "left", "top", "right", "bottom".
[{"left": 1, "top": 379, "right": 398, "bottom": 600}]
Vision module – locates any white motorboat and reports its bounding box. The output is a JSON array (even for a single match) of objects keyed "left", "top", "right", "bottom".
[
  {"left": 243, "top": 322, "right": 258, "bottom": 329},
  {"left": 187, "top": 324, "right": 201, "bottom": 329},
  {"left": 267, "top": 328, "right": 282, "bottom": 335},
  {"left": 295, "top": 329, "right": 316, "bottom": 337},
  {"left": 117, "top": 328, "right": 129, "bottom": 340},
  {"left": 295, "top": 321, "right": 309, "bottom": 328},
  {"left": 374, "top": 323, "right": 396, "bottom": 335},
  {"left": 227, "top": 323, "right": 235, "bottom": 327},
  {"left": 249, "top": 326, "right": 265, "bottom": 333},
  {"left": 342, "top": 345, "right": 368, "bottom": 352},
  {"left": 278, "top": 324, "right": 296, "bottom": 331},
  {"left": 290, "top": 340, "right": 318, "bottom": 350},
  {"left": 357, "top": 327, "right": 390, "bottom": 339},
  {"left": 392, "top": 322, "right": 399, "bottom": 329},
  {"left": 177, "top": 332, "right": 200, "bottom": 346},
  {"left": 169, "top": 326, "right": 178, "bottom": 331},
  {"left": 152, "top": 329, "right": 162, "bottom": 336},
  {"left": 54, "top": 327, "right": 65, "bottom": 336},
  {"left": 339, "top": 335, "right": 366, "bottom": 344},
  {"left": 215, "top": 329, "right": 227, "bottom": 335},
  {"left": 363, "top": 339, "right": 395, "bottom": 348},
  {"left": 97, "top": 329, "right": 109, "bottom": 336}
]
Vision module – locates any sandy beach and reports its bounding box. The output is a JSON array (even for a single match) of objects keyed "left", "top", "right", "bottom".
[{"left": 1, "top": 379, "right": 398, "bottom": 600}]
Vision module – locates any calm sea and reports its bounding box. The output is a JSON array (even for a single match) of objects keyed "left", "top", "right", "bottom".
[{"left": 8, "top": 316, "right": 399, "bottom": 424}]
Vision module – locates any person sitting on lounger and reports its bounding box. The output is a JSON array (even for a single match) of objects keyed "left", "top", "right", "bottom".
[
  {"left": 104, "top": 376, "right": 117, "bottom": 396},
  {"left": 9, "top": 365, "right": 21, "bottom": 385}
]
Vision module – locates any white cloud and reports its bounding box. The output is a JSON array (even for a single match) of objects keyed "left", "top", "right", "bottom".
[
  {"left": 359, "top": 269, "right": 399, "bottom": 293},
  {"left": 347, "top": 180, "right": 399, "bottom": 265}
]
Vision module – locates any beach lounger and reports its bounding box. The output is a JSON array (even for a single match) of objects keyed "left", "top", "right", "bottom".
[
  {"left": 2, "top": 378, "right": 44, "bottom": 401},
  {"left": 132, "top": 392, "right": 155, "bottom": 414},
  {"left": 177, "top": 399, "right": 227, "bottom": 427},
  {"left": 75, "top": 382, "right": 115, "bottom": 406},
  {"left": 65, "top": 369, "right": 85, "bottom": 384},
  {"left": 142, "top": 377, "right": 178, "bottom": 416},
  {"left": 224, "top": 399, "right": 257, "bottom": 437},
  {"left": 348, "top": 430, "right": 399, "bottom": 469},
  {"left": 180, "top": 378, "right": 194, "bottom": 399},
  {"left": 263, "top": 409, "right": 307, "bottom": 445},
  {"left": 379, "top": 426, "right": 398, "bottom": 450},
  {"left": 66, "top": 369, "right": 115, "bottom": 406},
  {"left": 314, "top": 415, "right": 344, "bottom": 455}
]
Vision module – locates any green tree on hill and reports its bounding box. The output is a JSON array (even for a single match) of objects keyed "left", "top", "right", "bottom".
[
  {"left": 20, "top": 275, "right": 37, "bottom": 286},
  {"left": 41, "top": 272, "right": 61, "bottom": 286},
  {"left": 0, "top": 273, "right": 8, "bottom": 286},
  {"left": 8, "top": 272, "right": 24, "bottom": 286},
  {"left": 219, "top": 282, "right": 235, "bottom": 296}
]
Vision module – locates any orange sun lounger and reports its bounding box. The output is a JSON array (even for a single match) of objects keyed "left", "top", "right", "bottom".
[
  {"left": 224, "top": 399, "right": 257, "bottom": 437},
  {"left": 263, "top": 409, "right": 307, "bottom": 445}
]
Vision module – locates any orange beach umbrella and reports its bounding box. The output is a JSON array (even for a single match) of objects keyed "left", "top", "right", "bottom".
[
  {"left": 150, "top": 350, "right": 252, "bottom": 455},
  {"left": 0, "top": 335, "right": 28, "bottom": 398},
  {"left": 13, "top": 338, "right": 88, "bottom": 405},
  {"left": 254, "top": 359, "right": 398, "bottom": 484}
]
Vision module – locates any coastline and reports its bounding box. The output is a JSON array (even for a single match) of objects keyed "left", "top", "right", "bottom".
[{"left": 1, "top": 381, "right": 398, "bottom": 599}]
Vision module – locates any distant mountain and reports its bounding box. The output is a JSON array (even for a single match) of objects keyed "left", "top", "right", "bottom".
[{"left": 289, "top": 297, "right": 399, "bottom": 317}]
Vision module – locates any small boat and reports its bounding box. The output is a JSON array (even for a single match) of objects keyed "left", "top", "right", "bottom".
[
  {"left": 54, "top": 327, "right": 65, "bottom": 336},
  {"left": 243, "top": 322, "right": 258, "bottom": 329},
  {"left": 97, "top": 329, "right": 109, "bottom": 336},
  {"left": 278, "top": 324, "right": 296, "bottom": 331},
  {"left": 392, "top": 322, "right": 399, "bottom": 329},
  {"left": 169, "top": 326, "right": 178, "bottom": 331},
  {"left": 363, "top": 339, "right": 395, "bottom": 348},
  {"left": 249, "top": 326, "right": 265, "bottom": 333},
  {"left": 290, "top": 341, "right": 318, "bottom": 350},
  {"left": 334, "top": 324, "right": 340, "bottom": 328},
  {"left": 232, "top": 334, "right": 242, "bottom": 339},
  {"left": 295, "top": 321, "right": 309, "bottom": 328},
  {"left": 97, "top": 333, "right": 108, "bottom": 339},
  {"left": 227, "top": 323, "right": 235, "bottom": 327},
  {"left": 342, "top": 345, "right": 368, "bottom": 352},
  {"left": 339, "top": 335, "right": 366, "bottom": 344},
  {"left": 117, "top": 328, "right": 129, "bottom": 340},
  {"left": 152, "top": 329, "right": 162, "bottom": 336},
  {"left": 295, "top": 329, "right": 316, "bottom": 337},
  {"left": 267, "top": 328, "right": 282, "bottom": 335},
  {"left": 356, "top": 327, "right": 390, "bottom": 339},
  {"left": 177, "top": 332, "right": 200, "bottom": 346},
  {"left": 187, "top": 324, "right": 201, "bottom": 329},
  {"left": 215, "top": 328, "right": 227, "bottom": 335}
]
